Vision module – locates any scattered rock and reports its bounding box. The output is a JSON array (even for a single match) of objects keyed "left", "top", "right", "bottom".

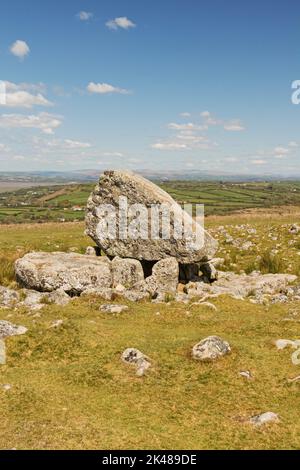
[
  {"left": 287, "top": 375, "right": 300, "bottom": 383},
  {"left": 192, "top": 336, "right": 231, "bottom": 361},
  {"left": 15, "top": 252, "right": 112, "bottom": 294},
  {"left": 0, "top": 340, "right": 6, "bottom": 365},
  {"left": 121, "top": 348, "right": 151, "bottom": 376},
  {"left": 249, "top": 412, "right": 279, "bottom": 426},
  {"left": 289, "top": 224, "right": 300, "bottom": 234},
  {"left": 0, "top": 286, "right": 20, "bottom": 308},
  {"left": 198, "top": 301, "right": 217, "bottom": 311},
  {"left": 50, "top": 319, "right": 64, "bottom": 329},
  {"left": 275, "top": 339, "right": 300, "bottom": 350},
  {"left": 0, "top": 320, "right": 27, "bottom": 339},
  {"left": 1, "top": 384, "right": 12, "bottom": 391},
  {"left": 186, "top": 272, "right": 297, "bottom": 302},
  {"left": 85, "top": 170, "right": 217, "bottom": 263},
  {"left": 239, "top": 370, "right": 253, "bottom": 380},
  {"left": 100, "top": 304, "right": 129, "bottom": 314}
]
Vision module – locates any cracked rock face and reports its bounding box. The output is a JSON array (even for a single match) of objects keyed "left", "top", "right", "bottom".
[
  {"left": 15, "top": 252, "right": 112, "bottom": 294},
  {"left": 192, "top": 336, "right": 231, "bottom": 361},
  {"left": 85, "top": 170, "right": 217, "bottom": 263}
]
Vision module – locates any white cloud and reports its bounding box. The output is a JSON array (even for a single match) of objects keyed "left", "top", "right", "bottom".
[
  {"left": 102, "top": 152, "right": 124, "bottom": 157},
  {"left": 201, "top": 111, "right": 211, "bottom": 118},
  {"left": 201, "top": 111, "right": 245, "bottom": 130},
  {"left": 223, "top": 120, "right": 245, "bottom": 131},
  {"left": 251, "top": 159, "right": 267, "bottom": 165},
  {"left": 288, "top": 141, "right": 298, "bottom": 148},
  {"left": 106, "top": 17, "right": 136, "bottom": 30},
  {"left": 167, "top": 122, "right": 206, "bottom": 131},
  {"left": 1, "top": 81, "right": 52, "bottom": 108},
  {"left": 87, "top": 82, "right": 130, "bottom": 95},
  {"left": 180, "top": 112, "right": 191, "bottom": 118},
  {"left": 0, "top": 112, "right": 62, "bottom": 134},
  {"left": 273, "top": 146, "right": 290, "bottom": 155},
  {"left": 0, "top": 143, "right": 10, "bottom": 152},
  {"left": 13, "top": 155, "right": 25, "bottom": 161},
  {"left": 152, "top": 141, "right": 190, "bottom": 150},
  {"left": 63, "top": 139, "right": 91, "bottom": 149},
  {"left": 77, "top": 11, "right": 93, "bottom": 21},
  {"left": 10, "top": 40, "right": 30, "bottom": 59}
]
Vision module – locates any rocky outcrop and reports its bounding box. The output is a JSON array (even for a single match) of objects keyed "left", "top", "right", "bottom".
[
  {"left": 15, "top": 252, "right": 112, "bottom": 294},
  {"left": 85, "top": 170, "right": 217, "bottom": 263}
]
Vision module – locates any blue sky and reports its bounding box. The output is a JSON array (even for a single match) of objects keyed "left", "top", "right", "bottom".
[{"left": 0, "top": 0, "right": 300, "bottom": 175}]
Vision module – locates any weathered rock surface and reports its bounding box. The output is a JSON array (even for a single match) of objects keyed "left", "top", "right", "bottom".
[
  {"left": 186, "top": 271, "right": 297, "bottom": 302},
  {"left": 15, "top": 252, "right": 112, "bottom": 294},
  {"left": 145, "top": 257, "right": 179, "bottom": 297},
  {"left": 85, "top": 170, "right": 217, "bottom": 263},
  {"left": 0, "top": 286, "right": 20, "bottom": 308},
  {"left": 112, "top": 257, "right": 144, "bottom": 288},
  {"left": 192, "top": 336, "right": 231, "bottom": 361},
  {"left": 121, "top": 348, "right": 151, "bottom": 376},
  {"left": 0, "top": 320, "right": 27, "bottom": 339},
  {"left": 250, "top": 412, "right": 279, "bottom": 426}
]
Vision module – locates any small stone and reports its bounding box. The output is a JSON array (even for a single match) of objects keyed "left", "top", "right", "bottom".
[
  {"left": 2, "top": 384, "right": 12, "bottom": 391},
  {"left": 192, "top": 336, "right": 231, "bottom": 361},
  {"left": 250, "top": 412, "right": 279, "bottom": 426},
  {"left": 275, "top": 339, "right": 300, "bottom": 350},
  {"left": 198, "top": 301, "right": 217, "bottom": 311},
  {"left": 100, "top": 304, "right": 129, "bottom": 314},
  {"left": 50, "top": 319, "right": 63, "bottom": 329},
  {"left": 239, "top": 370, "right": 252, "bottom": 380},
  {"left": 0, "top": 340, "right": 6, "bottom": 365},
  {"left": 121, "top": 348, "right": 151, "bottom": 376},
  {"left": 0, "top": 320, "right": 28, "bottom": 340}
]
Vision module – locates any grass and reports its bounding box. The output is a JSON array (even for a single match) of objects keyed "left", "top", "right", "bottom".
[
  {"left": 1, "top": 295, "right": 300, "bottom": 449},
  {"left": 1, "top": 212, "right": 300, "bottom": 449}
]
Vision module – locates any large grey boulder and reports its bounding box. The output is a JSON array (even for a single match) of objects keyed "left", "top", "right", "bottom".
[
  {"left": 85, "top": 170, "right": 217, "bottom": 263},
  {"left": 15, "top": 252, "right": 112, "bottom": 294}
]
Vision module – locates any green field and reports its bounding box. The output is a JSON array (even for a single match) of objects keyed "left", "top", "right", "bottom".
[{"left": 1, "top": 180, "right": 300, "bottom": 223}]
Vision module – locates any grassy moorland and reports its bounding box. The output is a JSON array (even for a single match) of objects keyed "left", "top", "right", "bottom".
[{"left": 1, "top": 209, "right": 300, "bottom": 449}]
